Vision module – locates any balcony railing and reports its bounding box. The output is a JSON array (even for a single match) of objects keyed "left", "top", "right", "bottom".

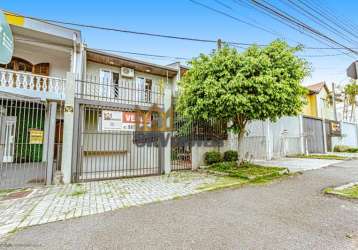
[
  {"left": 0, "top": 68, "right": 65, "bottom": 100},
  {"left": 75, "top": 78, "right": 164, "bottom": 107}
]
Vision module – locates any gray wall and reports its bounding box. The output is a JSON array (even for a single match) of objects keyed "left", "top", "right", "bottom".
[{"left": 332, "top": 122, "right": 358, "bottom": 149}]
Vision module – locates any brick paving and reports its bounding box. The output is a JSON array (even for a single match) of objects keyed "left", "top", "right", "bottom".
[{"left": 0, "top": 171, "right": 219, "bottom": 239}]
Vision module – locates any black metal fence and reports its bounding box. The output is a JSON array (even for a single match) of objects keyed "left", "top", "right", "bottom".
[{"left": 170, "top": 112, "right": 228, "bottom": 171}]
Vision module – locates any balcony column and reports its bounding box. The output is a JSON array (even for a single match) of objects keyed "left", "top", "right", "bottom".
[
  {"left": 45, "top": 101, "right": 57, "bottom": 185},
  {"left": 61, "top": 72, "right": 75, "bottom": 183}
]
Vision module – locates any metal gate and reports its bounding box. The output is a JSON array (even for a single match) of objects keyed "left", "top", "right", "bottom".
[
  {"left": 303, "top": 116, "right": 325, "bottom": 153},
  {"left": 0, "top": 96, "right": 47, "bottom": 188},
  {"left": 171, "top": 116, "right": 192, "bottom": 171},
  {"left": 73, "top": 104, "right": 162, "bottom": 182}
]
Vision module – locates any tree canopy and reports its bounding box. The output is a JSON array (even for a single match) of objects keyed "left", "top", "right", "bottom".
[{"left": 177, "top": 40, "right": 310, "bottom": 137}]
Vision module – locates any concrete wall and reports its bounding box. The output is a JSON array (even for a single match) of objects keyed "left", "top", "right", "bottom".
[
  {"left": 192, "top": 116, "right": 305, "bottom": 165},
  {"left": 269, "top": 116, "right": 302, "bottom": 157},
  {"left": 332, "top": 122, "right": 358, "bottom": 149}
]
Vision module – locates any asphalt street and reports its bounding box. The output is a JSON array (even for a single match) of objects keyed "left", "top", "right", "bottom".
[{"left": 1, "top": 160, "right": 358, "bottom": 250}]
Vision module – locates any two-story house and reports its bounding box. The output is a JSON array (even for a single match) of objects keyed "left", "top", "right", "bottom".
[
  {"left": 71, "top": 48, "right": 180, "bottom": 181},
  {"left": 303, "top": 82, "right": 335, "bottom": 120},
  {"left": 0, "top": 11, "right": 83, "bottom": 188}
]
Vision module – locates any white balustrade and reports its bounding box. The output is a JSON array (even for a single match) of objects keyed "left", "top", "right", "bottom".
[{"left": 0, "top": 68, "right": 65, "bottom": 100}]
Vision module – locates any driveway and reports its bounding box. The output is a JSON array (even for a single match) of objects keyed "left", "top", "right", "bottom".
[
  {"left": 255, "top": 157, "right": 343, "bottom": 172},
  {"left": 1, "top": 160, "right": 358, "bottom": 250}
]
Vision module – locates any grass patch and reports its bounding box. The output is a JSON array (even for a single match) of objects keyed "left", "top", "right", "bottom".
[
  {"left": 197, "top": 176, "right": 248, "bottom": 192},
  {"left": 288, "top": 154, "right": 348, "bottom": 160},
  {"left": 208, "top": 161, "right": 287, "bottom": 180},
  {"left": 324, "top": 185, "right": 358, "bottom": 199},
  {"left": 0, "top": 189, "right": 16, "bottom": 197},
  {"left": 198, "top": 161, "right": 289, "bottom": 191}
]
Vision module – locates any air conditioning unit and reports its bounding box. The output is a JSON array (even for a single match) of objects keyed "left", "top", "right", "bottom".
[{"left": 121, "top": 67, "right": 135, "bottom": 78}]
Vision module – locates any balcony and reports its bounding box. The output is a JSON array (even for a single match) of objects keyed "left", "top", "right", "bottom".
[
  {"left": 0, "top": 68, "right": 66, "bottom": 100},
  {"left": 75, "top": 78, "right": 164, "bottom": 108}
]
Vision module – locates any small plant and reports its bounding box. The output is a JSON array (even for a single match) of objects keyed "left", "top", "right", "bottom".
[
  {"left": 347, "top": 148, "right": 358, "bottom": 153},
  {"left": 333, "top": 145, "right": 358, "bottom": 153},
  {"left": 204, "top": 151, "right": 222, "bottom": 165},
  {"left": 334, "top": 145, "right": 350, "bottom": 152},
  {"left": 223, "top": 150, "right": 238, "bottom": 162}
]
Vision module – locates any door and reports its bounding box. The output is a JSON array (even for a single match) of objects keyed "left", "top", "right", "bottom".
[
  {"left": 99, "top": 70, "right": 112, "bottom": 99},
  {"left": 136, "top": 77, "right": 145, "bottom": 103},
  {"left": 1, "top": 117, "right": 16, "bottom": 163},
  {"left": 303, "top": 117, "right": 324, "bottom": 153}
]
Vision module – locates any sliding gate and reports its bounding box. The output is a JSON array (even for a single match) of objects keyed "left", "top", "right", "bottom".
[{"left": 73, "top": 104, "right": 162, "bottom": 182}]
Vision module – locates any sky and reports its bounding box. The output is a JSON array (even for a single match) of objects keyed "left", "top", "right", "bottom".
[{"left": 2, "top": 0, "right": 358, "bottom": 89}]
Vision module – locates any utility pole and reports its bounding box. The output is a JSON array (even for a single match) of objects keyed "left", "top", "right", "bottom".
[
  {"left": 332, "top": 82, "right": 337, "bottom": 121},
  {"left": 217, "top": 38, "right": 222, "bottom": 50}
]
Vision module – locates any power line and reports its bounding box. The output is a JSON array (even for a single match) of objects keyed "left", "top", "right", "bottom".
[
  {"left": 283, "top": 0, "right": 358, "bottom": 46},
  {"left": 90, "top": 48, "right": 190, "bottom": 60},
  {"left": 15, "top": 36, "right": 347, "bottom": 60},
  {"left": 189, "top": 0, "right": 285, "bottom": 38},
  {"left": 249, "top": 0, "right": 358, "bottom": 56}
]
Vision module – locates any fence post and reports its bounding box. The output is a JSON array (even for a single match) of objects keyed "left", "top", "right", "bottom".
[
  {"left": 356, "top": 123, "right": 358, "bottom": 147},
  {"left": 162, "top": 87, "right": 172, "bottom": 174},
  {"left": 191, "top": 145, "right": 200, "bottom": 170},
  {"left": 265, "top": 120, "right": 272, "bottom": 160},
  {"left": 61, "top": 72, "right": 75, "bottom": 183},
  {"left": 298, "top": 115, "right": 305, "bottom": 154},
  {"left": 322, "top": 118, "right": 328, "bottom": 153},
  {"left": 45, "top": 101, "right": 57, "bottom": 185}
]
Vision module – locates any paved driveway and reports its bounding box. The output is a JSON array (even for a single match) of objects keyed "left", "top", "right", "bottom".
[
  {"left": 255, "top": 157, "right": 343, "bottom": 172},
  {"left": 1, "top": 160, "right": 358, "bottom": 250}
]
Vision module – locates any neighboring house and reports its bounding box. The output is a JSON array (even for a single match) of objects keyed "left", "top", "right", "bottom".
[
  {"left": 72, "top": 48, "right": 181, "bottom": 181},
  {"left": 0, "top": 11, "right": 83, "bottom": 188},
  {"left": 302, "top": 82, "right": 335, "bottom": 120}
]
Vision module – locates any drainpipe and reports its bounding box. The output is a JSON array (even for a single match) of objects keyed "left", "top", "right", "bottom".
[
  {"left": 321, "top": 98, "right": 328, "bottom": 153},
  {"left": 72, "top": 33, "right": 77, "bottom": 74}
]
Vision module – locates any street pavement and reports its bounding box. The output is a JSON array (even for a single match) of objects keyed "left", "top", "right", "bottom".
[{"left": 1, "top": 160, "right": 358, "bottom": 250}]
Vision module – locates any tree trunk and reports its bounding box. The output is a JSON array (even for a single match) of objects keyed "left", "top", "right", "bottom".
[{"left": 237, "top": 128, "right": 246, "bottom": 163}]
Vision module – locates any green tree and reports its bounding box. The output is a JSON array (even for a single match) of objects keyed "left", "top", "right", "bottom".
[
  {"left": 177, "top": 40, "right": 309, "bottom": 156},
  {"left": 344, "top": 82, "right": 358, "bottom": 121}
]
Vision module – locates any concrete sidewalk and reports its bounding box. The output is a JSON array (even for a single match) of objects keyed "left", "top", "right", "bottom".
[
  {"left": 2, "top": 160, "right": 358, "bottom": 249},
  {"left": 0, "top": 172, "right": 224, "bottom": 239},
  {"left": 255, "top": 158, "right": 344, "bottom": 172}
]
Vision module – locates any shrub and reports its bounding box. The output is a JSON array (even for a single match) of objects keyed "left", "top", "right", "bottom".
[
  {"left": 334, "top": 145, "right": 358, "bottom": 153},
  {"left": 333, "top": 145, "right": 350, "bottom": 152},
  {"left": 210, "top": 161, "right": 237, "bottom": 172},
  {"left": 223, "top": 150, "right": 238, "bottom": 162},
  {"left": 204, "top": 151, "right": 222, "bottom": 165},
  {"left": 347, "top": 148, "right": 358, "bottom": 153}
]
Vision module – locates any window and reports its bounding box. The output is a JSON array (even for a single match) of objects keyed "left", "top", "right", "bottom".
[
  {"left": 112, "top": 72, "right": 119, "bottom": 98},
  {"left": 99, "top": 69, "right": 111, "bottom": 98},
  {"left": 1, "top": 57, "right": 33, "bottom": 72},
  {"left": 0, "top": 58, "right": 50, "bottom": 76},
  {"left": 145, "top": 79, "right": 152, "bottom": 103},
  {"left": 136, "top": 77, "right": 153, "bottom": 103},
  {"left": 99, "top": 70, "right": 122, "bottom": 99}
]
